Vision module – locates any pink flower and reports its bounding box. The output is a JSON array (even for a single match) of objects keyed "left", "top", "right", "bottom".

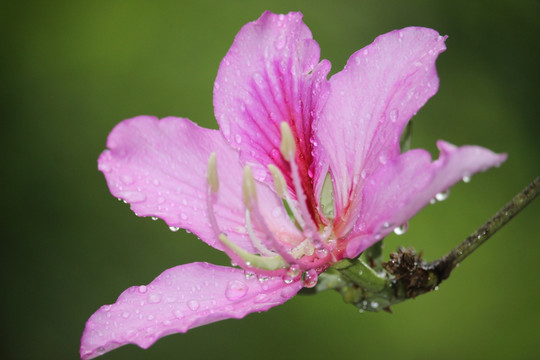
[{"left": 80, "top": 11, "right": 506, "bottom": 359}]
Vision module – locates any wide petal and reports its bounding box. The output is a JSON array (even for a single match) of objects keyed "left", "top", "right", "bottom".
[
  {"left": 213, "top": 11, "right": 330, "bottom": 190},
  {"left": 98, "top": 115, "right": 294, "bottom": 253},
  {"left": 345, "top": 141, "right": 507, "bottom": 257},
  {"left": 80, "top": 262, "right": 302, "bottom": 359},
  {"left": 314, "top": 27, "right": 446, "bottom": 235}
]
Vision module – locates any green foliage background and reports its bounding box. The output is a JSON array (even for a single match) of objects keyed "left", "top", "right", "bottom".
[{"left": 2, "top": 1, "right": 539, "bottom": 359}]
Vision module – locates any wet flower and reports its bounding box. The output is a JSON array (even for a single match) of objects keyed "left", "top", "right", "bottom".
[{"left": 80, "top": 11, "right": 506, "bottom": 359}]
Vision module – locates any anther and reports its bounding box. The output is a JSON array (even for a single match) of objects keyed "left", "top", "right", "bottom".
[
  {"left": 280, "top": 122, "right": 296, "bottom": 161},
  {"left": 242, "top": 166, "right": 257, "bottom": 209},
  {"left": 207, "top": 152, "right": 219, "bottom": 193},
  {"left": 268, "top": 164, "right": 286, "bottom": 198}
]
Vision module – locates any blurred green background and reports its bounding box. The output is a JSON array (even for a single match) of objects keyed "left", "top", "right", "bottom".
[{"left": 2, "top": 0, "right": 539, "bottom": 359}]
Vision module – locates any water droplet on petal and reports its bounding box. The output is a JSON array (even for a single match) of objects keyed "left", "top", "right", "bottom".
[
  {"left": 235, "top": 134, "right": 242, "bottom": 144},
  {"left": 254, "top": 294, "right": 268, "bottom": 303},
  {"left": 225, "top": 280, "right": 249, "bottom": 300},
  {"left": 148, "top": 293, "right": 162, "bottom": 304},
  {"left": 138, "top": 285, "right": 148, "bottom": 293},
  {"left": 187, "top": 300, "right": 200, "bottom": 311},
  {"left": 120, "top": 174, "right": 134, "bottom": 185},
  {"left": 151, "top": 216, "right": 158, "bottom": 221},
  {"left": 119, "top": 191, "right": 146, "bottom": 203},
  {"left": 121, "top": 311, "right": 130, "bottom": 318},
  {"left": 435, "top": 189, "right": 450, "bottom": 201},
  {"left": 389, "top": 109, "right": 399, "bottom": 123},
  {"left": 169, "top": 226, "right": 180, "bottom": 232},
  {"left": 303, "top": 269, "right": 318, "bottom": 288},
  {"left": 462, "top": 172, "right": 471, "bottom": 183},
  {"left": 173, "top": 310, "right": 184, "bottom": 319},
  {"left": 394, "top": 223, "right": 409, "bottom": 235}
]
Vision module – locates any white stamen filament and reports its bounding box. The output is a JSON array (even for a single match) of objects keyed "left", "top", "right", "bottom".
[
  {"left": 280, "top": 122, "right": 331, "bottom": 252},
  {"left": 245, "top": 209, "right": 275, "bottom": 257},
  {"left": 268, "top": 164, "right": 305, "bottom": 229}
]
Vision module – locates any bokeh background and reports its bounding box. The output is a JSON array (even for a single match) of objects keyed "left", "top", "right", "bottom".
[{"left": 2, "top": 0, "right": 539, "bottom": 359}]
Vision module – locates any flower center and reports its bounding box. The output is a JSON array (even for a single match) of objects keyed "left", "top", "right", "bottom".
[{"left": 205, "top": 123, "right": 338, "bottom": 278}]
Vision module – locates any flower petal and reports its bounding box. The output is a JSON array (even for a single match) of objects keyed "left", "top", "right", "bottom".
[
  {"left": 213, "top": 11, "right": 330, "bottom": 188},
  {"left": 80, "top": 262, "right": 302, "bottom": 359},
  {"left": 314, "top": 27, "right": 446, "bottom": 235},
  {"left": 345, "top": 141, "right": 507, "bottom": 257},
  {"left": 98, "top": 115, "right": 292, "bottom": 253}
]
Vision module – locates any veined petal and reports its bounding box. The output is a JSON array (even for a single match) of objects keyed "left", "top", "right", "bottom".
[
  {"left": 80, "top": 262, "right": 302, "bottom": 360},
  {"left": 314, "top": 27, "right": 446, "bottom": 236},
  {"left": 214, "top": 11, "right": 330, "bottom": 190},
  {"left": 98, "top": 115, "right": 292, "bottom": 253},
  {"left": 346, "top": 141, "right": 507, "bottom": 257}
]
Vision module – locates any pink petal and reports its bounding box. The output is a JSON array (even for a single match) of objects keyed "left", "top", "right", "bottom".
[
  {"left": 80, "top": 262, "right": 302, "bottom": 359},
  {"left": 345, "top": 141, "right": 507, "bottom": 257},
  {"left": 314, "top": 27, "right": 447, "bottom": 235},
  {"left": 98, "top": 115, "right": 293, "bottom": 253},
  {"left": 213, "top": 11, "right": 330, "bottom": 187}
]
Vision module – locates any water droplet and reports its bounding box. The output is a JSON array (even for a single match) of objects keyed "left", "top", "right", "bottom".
[
  {"left": 370, "top": 301, "right": 379, "bottom": 309},
  {"left": 187, "top": 300, "right": 200, "bottom": 311},
  {"left": 272, "top": 206, "right": 282, "bottom": 218},
  {"left": 151, "top": 216, "right": 158, "bottom": 221},
  {"left": 119, "top": 191, "right": 146, "bottom": 203},
  {"left": 394, "top": 222, "right": 409, "bottom": 235},
  {"left": 435, "top": 189, "right": 450, "bottom": 201},
  {"left": 138, "top": 285, "right": 148, "bottom": 293},
  {"left": 121, "top": 311, "right": 130, "bottom": 318},
  {"left": 389, "top": 109, "right": 399, "bottom": 123},
  {"left": 316, "top": 248, "right": 328, "bottom": 258},
  {"left": 258, "top": 275, "right": 269, "bottom": 283},
  {"left": 147, "top": 314, "right": 155, "bottom": 321},
  {"left": 429, "top": 197, "right": 437, "bottom": 204},
  {"left": 225, "top": 280, "right": 249, "bottom": 300},
  {"left": 169, "top": 226, "right": 180, "bottom": 232},
  {"left": 244, "top": 271, "right": 255, "bottom": 280},
  {"left": 235, "top": 134, "right": 242, "bottom": 144},
  {"left": 120, "top": 174, "right": 134, "bottom": 185},
  {"left": 303, "top": 269, "right": 318, "bottom": 288},
  {"left": 378, "top": 154, "right": 388, "bottom": 165},
  {"left": 148, "top": 293, "right": 162, "bottom": 304},
  {"left": 462, "top": 172, "right": 471, "bottom": 183},
  {"left": 254, "top": 294, "right": 268, "bottom": 303},
  {"left": 173, "top": 310, "right": 184, "bottom": 319}
]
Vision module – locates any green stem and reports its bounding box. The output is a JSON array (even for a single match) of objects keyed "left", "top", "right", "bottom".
[
  {"left": 432, "top": 176, "right": 540, "bottom": 280},
  {"left": 315, "top": 176, "right": 540, "bottom": 312}
]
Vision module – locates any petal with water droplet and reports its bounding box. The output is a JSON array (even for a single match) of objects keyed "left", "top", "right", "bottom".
[{"left": 80, "top": 262, "right": 302, "bottom": 360}]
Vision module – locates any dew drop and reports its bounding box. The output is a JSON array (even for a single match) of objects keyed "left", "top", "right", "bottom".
[
  {"left": 235, "top": 134, "right": 242, "bottom": 144},
  {"left": 254, "top": 294, "right": 268, "bottom": 303},
  {"left": 148, "top": 293, "right": 162, "bottom": 304},
  {"left": 173, "top": 310, "right": 184, "bottom": 319},
  {"left": 370, "top": 301, "right": 379, "bottom": 309},
  {"left": 462, "top": 172, "right": 471, "bottom": 183},
  {"left": 121, "top": 311, "right": 130, "bottom": 319},
  {"left": 303, "top": 269, "right": 318, "bottom": 288},
  {"left": 187, "top": 300, "right": 200, "bottom": 311},
  {"left": 378, "top": 154, "right": 388, "bottom": 165},
  {"left": 244, "top": 271, "right": 255, "bottom": 280},
  {"left": 394, "top": 222, "right": 409, "bottom": 235},
  {"left": 435, "top": 189, "right": 450, "bottom": 201},
  {"left": 119, "top": 191, "right": 146, "bottom": 203},
  {"left": 225, "top": 280, "right": 249, "bottom": 300},
  {"left": 147, "top": 314, "right": 155, "bottom": 321},
  {"left": 169, "top": 226, "right": 180, "bottom": 232},
  {"left": 138, "top": 285, "right": 148, "bottom": 293},
  {"left": 151, "top": 217, "right": 158, "bottom": 221},
  {"left": 389, "top": 109, "right": 399, "bottom": 123},
  {"left": 316, "top": 248, "right": 328, "bottom": 258},
  {"left": 120, "top": 174, "right": 134, "bottom": 185}
]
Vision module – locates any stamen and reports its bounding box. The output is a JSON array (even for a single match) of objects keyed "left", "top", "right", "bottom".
[
  {"left": 242, "top": 165, "right": 257, "bottom": 209},
  {"left": 206, "top": 155, "right": 223, "bottom": 242},
  {"left": 207, "top": 152, "right": 219, "bottom": 193},
  {"left": 279, "top": 122, "right": 296, "bottom": 161},
  {"left": 268, "top": 164, "right": 305, "bottom": 229},
  {"left": 268, "top": 164, "right": 286, "bottom": 198},
  {"left": 280, "top": 122, "right": 332, "bottom": 252},
  {"left": 219, "top": 234, "right": 287, "bottom": 271},
  {"left": 245, "top": 209, "right": 275, "bottom": 257}
]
